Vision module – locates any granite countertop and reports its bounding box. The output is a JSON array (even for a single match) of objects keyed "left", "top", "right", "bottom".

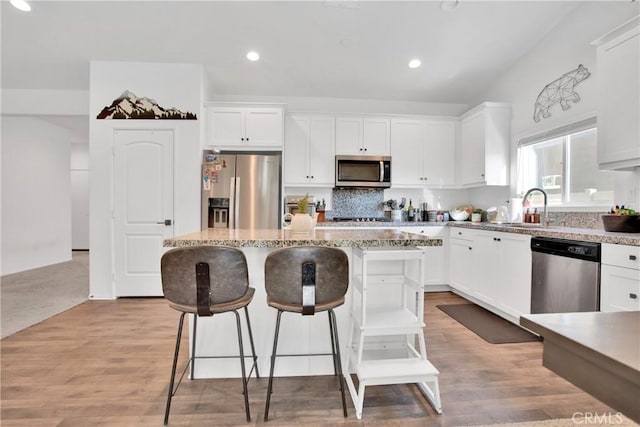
[
  {"left": 447, "top": 221, "right": 640, "bottom": 246},
  {"left": 164, "top": 228, "right": 442, "bottom": 248}
]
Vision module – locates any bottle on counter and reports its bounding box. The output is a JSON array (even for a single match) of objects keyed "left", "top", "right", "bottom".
[
  {"left": 407, "top": 199, "right": 415, "bottom": 221},
  {"left": 533, "top": 208, "right": 539, "bottom": 224}
]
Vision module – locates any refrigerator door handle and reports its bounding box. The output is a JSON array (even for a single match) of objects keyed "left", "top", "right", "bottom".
[
  {"left": 229, "top": 177, "right": 236, "bottom": 229},
  {"left": 234, "top": 177, "right": 241, "bottom": 228}
]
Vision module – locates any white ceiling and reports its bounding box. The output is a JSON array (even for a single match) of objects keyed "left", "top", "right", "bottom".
[{"left": 1, "top": 0, "right": 587, "bottom": 105}]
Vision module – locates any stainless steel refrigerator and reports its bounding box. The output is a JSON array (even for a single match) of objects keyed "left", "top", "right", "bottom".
[{"left": 201, "top": 151, "right": 281, "bottom": 230}]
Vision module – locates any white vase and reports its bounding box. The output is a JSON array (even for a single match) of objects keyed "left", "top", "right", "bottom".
[{"left": 290, "top": 213, "right": 315, "bottom": 232}]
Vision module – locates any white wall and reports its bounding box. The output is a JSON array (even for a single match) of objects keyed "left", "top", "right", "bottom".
[
  {"left": 470, "top": 2, "right": 640, "bottom": 209},
  {"left": 89, "top": 61, "right": 204, "bottom": 299},
  {"left": 71, "top": 143, "right": 89, "bottom": 249},
  {"left": 1, "top": 116, "right": 72, "bottom": 275},
  {"left": 211, "top": 94, "right": 469, "bottom": 117}
]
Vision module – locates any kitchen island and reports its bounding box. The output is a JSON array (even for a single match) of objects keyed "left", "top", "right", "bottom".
[{"left": 163, "top": 228, "right": 441, "bottom": 379}]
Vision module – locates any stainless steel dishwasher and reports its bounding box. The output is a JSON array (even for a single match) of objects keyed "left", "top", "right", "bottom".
[{"left": 530, "top": 236, "right": 601, "bottom": 314}]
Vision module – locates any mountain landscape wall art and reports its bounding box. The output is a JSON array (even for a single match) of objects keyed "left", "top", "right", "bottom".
[{"left": 96, "top": 90, "right": 197, "bottom": 120}]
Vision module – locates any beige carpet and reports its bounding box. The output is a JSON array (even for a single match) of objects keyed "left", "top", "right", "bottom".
[{"left": 0, "top": 251, "right": 89, "bottom": 338}]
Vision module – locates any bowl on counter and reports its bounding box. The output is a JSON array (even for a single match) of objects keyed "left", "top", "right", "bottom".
[
  {"left": 449, "top": 208, "right": 470, "bottom": 221},
  {"left": 601, "top": 214, "right": 640, "bottom": 233}
]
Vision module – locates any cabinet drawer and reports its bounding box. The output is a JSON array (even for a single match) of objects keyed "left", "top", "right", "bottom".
[
  {"left": 449, "top": 227, "right": 475, "bottom": 241},
  {"left": 404, "top": 226, "right": 445, "bottom": 237},
  {"left": 601, "top": 265, "right": 640, "bottom": 312},
  {"left": 602, "top": 244, "right": 640, "bottom": 270}
]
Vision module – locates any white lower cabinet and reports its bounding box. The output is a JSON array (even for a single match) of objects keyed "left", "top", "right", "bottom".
[
  {"left": 601, "top": 244, "right": 640, "bottom": 312},
  {"left": 448, "top": 229, "right": 475, "bottom": 294},
  {"left": 449, "top": 228, "right": 532, "bottom": 323},
  {"left": 403, "top": 226, "right": 447, "bottom": 289}
]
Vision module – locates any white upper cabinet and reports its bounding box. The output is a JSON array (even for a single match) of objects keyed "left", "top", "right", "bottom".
[
  {"left": 592, "top": 17, "right": 640, "bottom": 170},
  {"left": 391, "top": 118, "right": 456, "bottom": 187},
  {"left": 206, "top": 105, "right": 284, "bottom": 149},
  {"left": 335, "top": 116, "right": 390, "bottom": 156},
  {"left": 459, "top": 102, "right": 511, "bottom": 187},
  {"left": 284, "top": 113, "right": 335, "bottom": 186}
]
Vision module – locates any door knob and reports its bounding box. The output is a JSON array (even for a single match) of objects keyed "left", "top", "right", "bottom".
[{"left": 157, "top": 219, "right": 172, "bottom": 226}]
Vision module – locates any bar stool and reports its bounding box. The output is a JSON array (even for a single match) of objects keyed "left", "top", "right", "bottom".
[
  {"left": 263, "top": 246, "right": 349, "bottom": 421},
  {"left": 160, "top": 246, "right": 259, "bottom": 425}
]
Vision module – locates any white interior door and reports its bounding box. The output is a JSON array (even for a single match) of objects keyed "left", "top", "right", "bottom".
[
  {"left": 114, "top": 129, "right": 174, "bottom": 297},
  {"left": 71, "top": 170, "right": 90, "bottom": 250}
]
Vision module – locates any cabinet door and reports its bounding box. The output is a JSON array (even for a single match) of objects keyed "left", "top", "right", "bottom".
[
  {"left": 335, "top": 116, "right": 362, "bottom": 155},
  {"left": 423, "top": 120, "right": 456, "bottom": 186},
  {"left": 390, "top": 119, "right": 424, "bottom": 186},
  {"left": 308, "top": 115, "right": 336, "bottom": 186},
  {"left": 245, "top": 108, "right": 283, "bottom": 147},
  {"left": 210, "top": 108, "right": 245, "bottom": 147},
  {"left": 284, "top": 114, "right": 310, "bottom": 185},
  {"left": 449, "top": 238, "right": 474, "bottom": 293},
  {"left": 472, "top": 232, "right": 498, "bottom": 305},
  {"left": 496, "top": 233, "right": 532, "bottom": 318},
  {"left": 460, "top": 112, "right": 486, "bottom": 186},
  {"left": 597, "top": 25, "right": 640, "bottom": 169},
  {"left": 601, "top": 265, "right": 640, "bottom": 312},
  {"left": 362, "top": 118, "right": 390, "bottom": 155}
]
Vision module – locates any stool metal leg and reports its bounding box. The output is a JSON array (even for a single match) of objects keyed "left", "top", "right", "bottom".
[
  {"left": 329, "top": 309, "right": 348, "bottom": 417},
  {"left": 328, "top": 311, "right": 338, "bottom": 376},
  {"left": 190, "top": 314, "right": 198, "bottom": 380},
  {"left": 164, "top": 312, "right": 186, "bottom": 425},
  {"left": 264, "top": 310, "right": 284, "bottom": 422},
  {"left": 234, "top": 310, "right": 251, "bottom": 422},
  {"left": 244, "top": 306, "right": 260, "bottom": 378}
]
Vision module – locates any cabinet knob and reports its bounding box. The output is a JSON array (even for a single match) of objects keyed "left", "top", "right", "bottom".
[
  {"left": 359, "top": 148, "right": 363, "bottom": 151},
  {"left": 481, "top": 173, "right": 485, "bottom": 178},
  {"left": 311, "top": 176, "right": 314, "bottom": 179},
  {"left": 630, "top": 255, "right": 637, "bottom": 261},
  {"left": 246, "top": 138, "right": 249, "bottom": 142},
  {"left": 496, "top": 238, "right": 501, "bottom": 242},
  {"left": 241, "top": 137, "right": 245, "bottom": 141},
  {"left": 364, "top": 148, "right": 367, "bottom": 151},
  {"left": 468, "top": 247, "right": 472, "bottom": 250},
  {"left": 458, "top": 232, "right": 462, "bottom": 235},
  {"left": 630, "top": 293, "right": 638, "bottom": 300}
]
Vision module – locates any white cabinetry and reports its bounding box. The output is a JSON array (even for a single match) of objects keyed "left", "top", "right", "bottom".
[
  {"left": 391, "top": 119, "right": 456, "bottom": 187},
  {"left": 448, "top": 227, "right": 531, "bottom": 323},
  {"left": 206, "top": 105, "right": 283, "bottom": 149},
  {"left": 403, "top": 226, "right": 447, "bottom": 289},
  {"left": 448, "top": 228, "right": 476, "bottom": 294},
  {"left": 459, "top": 103, "right": 511, "bottom": 187},
  {"left": 336, "top": 116, "right": 390, "bottom": 156},
  {"left": 284, "top": 113, "right": 335, "bottom": 186},
  {"left": 592, "top": 17, "right": 640, "bottom": 170},
  {"left": 601, "top": 243, "right": 640, "bottom": 312},
  {"left": 472, "top": 230, "right": 532, "bottom": 319}
]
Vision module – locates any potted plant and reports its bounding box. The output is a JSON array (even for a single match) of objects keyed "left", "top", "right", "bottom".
[{"left": 291, "top": 194, "right": 316, "bottom": 232}]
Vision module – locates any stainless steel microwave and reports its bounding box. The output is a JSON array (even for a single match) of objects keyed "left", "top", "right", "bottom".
[{"left": 335, "top": 155, "right": 391, "bottom": 188}]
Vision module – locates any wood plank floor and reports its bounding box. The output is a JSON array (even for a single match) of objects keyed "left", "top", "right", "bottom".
[{"left": 1, "top": 292, "right": 616, "bottom": 426}]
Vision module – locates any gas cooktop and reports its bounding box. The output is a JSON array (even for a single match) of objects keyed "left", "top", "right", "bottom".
[{"left": 332, "top": 217, "right": 393, "bottom": 222}]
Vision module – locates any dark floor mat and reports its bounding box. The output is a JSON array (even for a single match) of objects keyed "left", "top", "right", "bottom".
[{"left": 437, "top": 304, "right": 539, "bottom": 344}]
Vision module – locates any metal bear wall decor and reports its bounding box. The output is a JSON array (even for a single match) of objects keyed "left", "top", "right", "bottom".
[{"left": 533, "top": 64, "right": 590, "bottom": 122}]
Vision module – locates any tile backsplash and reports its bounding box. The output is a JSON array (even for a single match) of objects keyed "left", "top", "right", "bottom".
[
  {"left": 548, "top": 211, "right": 606, "bottom": 229},
  {"left": 330, "top": 189, "right": 385, "bottom": 218}
]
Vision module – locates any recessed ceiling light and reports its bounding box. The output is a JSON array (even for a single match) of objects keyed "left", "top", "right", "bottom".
[
  {"left": 10, "top": 0, "right": 31, "bottom": 12},
  {"left": 408, "top": 59, "right": 422, "bottom": 69},
  {"left": 246, "top": 51, "right": 260, "bottom": 62}
]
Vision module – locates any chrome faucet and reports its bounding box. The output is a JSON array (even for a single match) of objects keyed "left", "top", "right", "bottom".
[{"left": 522, "top": 187, "right": 548, "bottom": 227}]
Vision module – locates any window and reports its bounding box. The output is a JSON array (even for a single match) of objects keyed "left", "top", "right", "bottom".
[{"left": 517, "top": 119, "right": 615, "bottom": 206}]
